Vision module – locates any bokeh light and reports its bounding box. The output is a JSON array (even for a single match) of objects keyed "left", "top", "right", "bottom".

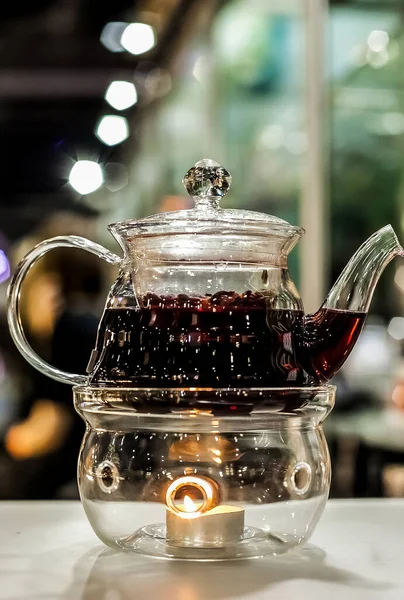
[
  {"left": 104, "top": 162, "right": 129, "bottom": 192},
  {"left": 193, "top": 55, "right": 209, "bottom": 85},
  {"left": 100, "top": 22, "right": 127, "bottom": 53},
  {"left": 367, "top": 48, "right": 389, "bottom": 69},
  {"left": 367, "top": 30, "right": 389, "bottom": 53},
  {"left": 388, "top": 317, "right": 404, "bottom": 341},
  {"left": 144, "top": 68, "right": 172, "bottom": 99},
  {"left": 0, "top": 250, "right": 10, "bottom": 284},
  {"left": 366, "top": 30, "right": 390, "bottom": 69},
  {"left": 120, "top": 23, "right": 156, "bottom": 55},
  {"left": 105, "top": 81, "right": 138, "bottom": 111},
  {"left": 394, "top": 264, "right": 404, "bottom": 291},
  {"left": 95, "top": 115, "right": 129, "bottom": 146},
  {"left": 69, "top": 160, "right": 103, "bottom": 195}
]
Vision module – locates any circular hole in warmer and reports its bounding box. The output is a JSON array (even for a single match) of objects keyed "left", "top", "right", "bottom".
[
  {"left": 96, "top": 460, "right": 120, "bottom": 494},
  {"left": 290, "top": 462, "right": 312, "bottom": 496},
  {"left": 101, "top": 466, "right": 114, "bottom": 488}
]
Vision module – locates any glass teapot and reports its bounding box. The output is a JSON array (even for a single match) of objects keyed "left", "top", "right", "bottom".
[{"left": 7, "top": 159, "right": 402, "bottom": 394}]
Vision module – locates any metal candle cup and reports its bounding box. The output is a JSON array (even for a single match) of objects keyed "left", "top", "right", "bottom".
[{"left": 165, "top": 476, "right": 245, "bottom": 548}]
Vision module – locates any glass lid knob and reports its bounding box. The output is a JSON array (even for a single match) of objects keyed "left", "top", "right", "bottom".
[{"left": 182, "top": 159, "right": 232, "bottom": 209}]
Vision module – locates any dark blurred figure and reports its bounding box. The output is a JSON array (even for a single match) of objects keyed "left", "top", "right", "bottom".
[{"left": 1, "top": 211, "right": 105, "bottom": 499}]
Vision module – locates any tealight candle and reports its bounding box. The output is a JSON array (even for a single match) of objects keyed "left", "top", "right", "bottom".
[{"left": 165, "top": 476, "right": 245, "bottom": 548}]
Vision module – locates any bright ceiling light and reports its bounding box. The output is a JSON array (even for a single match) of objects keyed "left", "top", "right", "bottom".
[
  {"left": 96, "top": 115, "right": 129, "bottom": 146},
  {"left": 69, "top": 161, "right": 103, "bottom": 195},
  {"left": 120, "top": 23, "right": 156, "bottom": 55},
  {"left": 105, "top": 81, "right": 138, "bottom": 111},
  {"left": 100, "top": 22, "right": 127, "bottom": 52}
]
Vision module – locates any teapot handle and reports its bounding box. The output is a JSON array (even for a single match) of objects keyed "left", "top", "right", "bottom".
[{"left": 7, "top": 235, "right": 121, "bottom": 386}]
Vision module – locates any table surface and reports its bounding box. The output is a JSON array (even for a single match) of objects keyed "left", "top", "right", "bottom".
[{"left": 1, "top": 499, "right": 403, "bottom": 600}]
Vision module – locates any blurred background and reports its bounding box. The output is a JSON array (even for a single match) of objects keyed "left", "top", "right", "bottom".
[{"left": 1, "top": 0, "right": 404, "bottom": 499}]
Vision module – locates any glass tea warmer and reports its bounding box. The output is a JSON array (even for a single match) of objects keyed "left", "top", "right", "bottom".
[{"left": 7, "top": 159, "right": 402, "bottom": 559}]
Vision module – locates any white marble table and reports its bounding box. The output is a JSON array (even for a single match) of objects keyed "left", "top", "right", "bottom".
[{"left": 0, "top": 499, "right": 403, "bottom": 600}]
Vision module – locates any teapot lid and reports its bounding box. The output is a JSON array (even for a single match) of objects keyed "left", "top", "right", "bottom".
[{"left": 110, "top": 159, "right": 304, "bottom": 239}]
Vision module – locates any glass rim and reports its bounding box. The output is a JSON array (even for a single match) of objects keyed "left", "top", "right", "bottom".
[
  {"left": 108, "top": 219, "right": 305, "bottom": 240},
  {"left": 73, "top": 385, "right": 336, "bottom": 394},
  {"left": 74, "top": 386, "right": 335, "bottom": 428}
]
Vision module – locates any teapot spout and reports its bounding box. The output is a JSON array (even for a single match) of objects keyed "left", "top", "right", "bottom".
[
  {"left": 300, "top": 226, "right": 402, "bottom": 383},
  {"left": 322, "top": 224, "right": 402, "bottom": 313}
]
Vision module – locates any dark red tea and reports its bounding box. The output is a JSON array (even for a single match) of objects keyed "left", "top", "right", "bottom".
[
  {"left": 89, "top": 292, "right": 365, "bottom": 395},
  {"left": 301, "top": 307, "right": 365, "bottom": 382}
]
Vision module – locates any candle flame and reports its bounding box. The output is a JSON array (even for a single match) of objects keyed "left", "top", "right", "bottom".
[
  {"left": 166, "top": 475, "right": 217, "bottom": 517},
  {"left": 183, "top": 495, "right": 197, "bottom": 513}
]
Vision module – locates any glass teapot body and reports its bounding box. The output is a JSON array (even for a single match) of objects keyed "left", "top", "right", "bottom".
[
  {"left": 87, "top": 227, "right": 305, "bottom": 389},
  {"left": 7, "top": 159, "right": 402, "bottom": 403}
]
